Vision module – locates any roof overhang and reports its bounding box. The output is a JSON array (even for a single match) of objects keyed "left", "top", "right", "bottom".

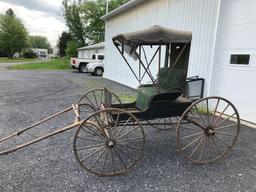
[
  {"left": 101, "top": 0, "right": 147, "bottom": 21},
  {"left": 77, "top": 42, "right": 105, "bottom": 51}
]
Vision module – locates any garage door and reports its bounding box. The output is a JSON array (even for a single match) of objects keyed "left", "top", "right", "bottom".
[{"left": 211, "top": 0, "right": 256, "bottom": 122}]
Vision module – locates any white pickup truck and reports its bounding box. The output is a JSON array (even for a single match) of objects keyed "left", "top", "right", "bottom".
[{"left": 70, "top": 53, "right": 104, "bottom": 75}]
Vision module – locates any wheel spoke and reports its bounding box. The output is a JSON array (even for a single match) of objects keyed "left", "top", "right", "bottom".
[
  {"left": 181, "top": 135, "right": 203, "bottom": 151},
  {"left": 188, "top": 137, "right": 203, "bottom": 158},
  {"left": 180, "top": 125, "right": 203, "bottom": 131},
  {"left": 210, "top": 98, "right": 220, "bottom": 126},
  {"left": 84, "top": 94, "right": 98, "bottom": 110},
  {"left": 116, "top": 126, "right": 140, "bottom": 140},
  {"left": 206, "top": 99, "right": 210, "bottom": 125},
  {"left": 83, "top": 137, "right": 105, "bottom": 143},
  {"left": 213, "top": 135, "right": 231, "bottom": 149},
  {"left": 116, "top": 142, "right": 142, "bottom": 151},
  {"left": 213, "top": 104, "right": 230, "bottom": 126},
  {"left": 207, "top": 137, "right": 212, "bottom": 162},
  {"left": 214, "top": 131, "right": 237, "bottom": 137},
  {"left": 115, "top": 145, "right": 137, "bottom": 161},
  {"left": 110, "top": 148, "right": 115, "bottom": 174},
  {"left": 90, "top": 147, "right": 107, "bottom": 170},
  {"left": 111, "top": 113, "right": 120, "bottom": 138},
  {"left": 198, "top": 137, "right": 206, "bottom": 161},
  {"left": 210, "top": 136, "right": 222, "bottom": 157},
  {"left": 186, "top": 114, "right": 205, "bottom": 129},
  {"left": 214, "top": 123, "right": 238, "bottom": 130},
  {"left": 81, "top": 146, "right": 105, "bottom": 162},
  {"left": 118, "top": 136, "right": 143, "bottom": 143},
  {"left": 101, "top": 148, "right": 110, "bottom": 174},
  {"left": 215, "top": 113, "right": 236, "bottom": 127},
  {"left": 92, "top": 91, "right": 99, "bottom": 109},
  {"left": 194, "top": 105, "right": 207, "bottom": 128},
  {"left": 113, "top": 117, "right": 132, "bottom": 139},
  {"left": 179, "top": 131, "right": 203, "bottom": 140},
  {"left": 82, "top": 124, "right": 107, "bottom": 141},
  {"left": 76, "top": 143, "right": 106, "bottom": 151},
  {"left": 113, "top": 148, "right": 127, "bottom": 169}
]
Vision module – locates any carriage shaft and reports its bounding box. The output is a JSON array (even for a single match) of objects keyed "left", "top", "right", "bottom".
[
  {"left": 0, "top": 122, "right": 80, "bottom": 156},
  {"left": 0, "top": 106, "right": 73, "bottom": 144}
]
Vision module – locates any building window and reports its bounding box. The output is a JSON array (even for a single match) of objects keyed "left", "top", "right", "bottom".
[
  {"left": 230, "top": 54, "right": 250, "bottom": 65},
  {"left": 98, "top": 55, "right": 104, "bottom": 60}
]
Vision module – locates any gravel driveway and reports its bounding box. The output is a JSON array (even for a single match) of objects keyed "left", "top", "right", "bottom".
[{"left": 0, "top": 70, "right": 255, "bottom": 192}]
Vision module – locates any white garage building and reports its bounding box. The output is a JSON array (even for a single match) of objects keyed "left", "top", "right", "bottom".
[
  {"left": 77, "top": 42, "right": 105, "bottom": 59},
  {"left": 102, "top": 0, "right": 256, "bottom": 123}
]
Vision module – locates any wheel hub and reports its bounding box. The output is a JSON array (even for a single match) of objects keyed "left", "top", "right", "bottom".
[
  {"left": 107, "top": 140, "right": 115, "bottom": 148},
  {"left": 205, "top": 127, "right": 215, "bottom": 136}
]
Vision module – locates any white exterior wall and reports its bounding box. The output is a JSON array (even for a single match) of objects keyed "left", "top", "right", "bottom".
[
  {"left": 78, "top": 48, "right": 104, "bottom": 59},
  {"left": 104, "top": 0, "right": 221, "bottom": 92},
  {"left": 211, "top": 0, "right": 256, "bottom": 122}
]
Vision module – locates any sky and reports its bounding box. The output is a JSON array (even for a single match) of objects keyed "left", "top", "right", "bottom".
[{"left": 0, "top": 0, "right": 67, "bottom": 47}]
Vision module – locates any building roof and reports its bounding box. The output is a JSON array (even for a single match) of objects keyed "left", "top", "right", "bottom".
[
  {"left": 101, "top": 0, "right": 146, "bottom": 21},
  {"left": 77, "top": 42, "right": 105, "bottom": 51}
]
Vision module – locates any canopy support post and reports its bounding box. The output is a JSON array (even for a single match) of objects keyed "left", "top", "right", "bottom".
[
  {"left": 140, "top": 46, "right": 159, "bottom": 82},
  {"left": 158, "top": 44, "right": 161, "bottom": 91},
  {"left": 115, "top": 45, "right": 141, "bottom": 84},
  {"left": 165, "top": 44, "right": 170, "bottom": 68},
  {"left": 171, "top": 44, "right": 188, "bottom": 68}
]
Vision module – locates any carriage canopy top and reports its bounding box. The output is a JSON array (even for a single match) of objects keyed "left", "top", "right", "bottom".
[{"left": 112, "top": 25, "right": 192, "bottom": 47}]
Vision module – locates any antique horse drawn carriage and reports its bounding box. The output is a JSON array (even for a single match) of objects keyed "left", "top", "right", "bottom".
[{"left": 0, "top": 26, "right": 240, "bottom": 176}]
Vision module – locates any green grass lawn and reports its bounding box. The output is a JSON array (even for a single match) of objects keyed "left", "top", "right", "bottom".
[
  {"left": 10, "top": 58, "right": 71, "bottom": 70},
  {"left": 0, "top": 57, "right": 39, "bottom": 63}
]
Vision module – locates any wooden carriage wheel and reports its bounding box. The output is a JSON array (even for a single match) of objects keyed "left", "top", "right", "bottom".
[
  {"left": 77, "top": 103, "right": 97, "bottom": 121},
  {"left": 78, "top": 89, "right": 121, "bottom": 110},
  {"left": 176, "top": 96, "right": 240, "bottom": 164},
  {"left": 73, "top": 108, "right": 145, "bottom": 176},
  {"left": 147, "top": 117, "right": 179, "bottom": 130}
]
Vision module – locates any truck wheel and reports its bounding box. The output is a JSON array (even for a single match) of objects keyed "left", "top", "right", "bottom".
[
  {"left": 94, "top": 67, "right": 103, "bottom": 76},
  {"left": 79, "top": 63, "right": 87, "bottom": 73}
]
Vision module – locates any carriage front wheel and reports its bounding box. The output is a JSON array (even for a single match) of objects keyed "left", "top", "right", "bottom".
[
  {"left": 176, "top": 96, "right": 240, "bottom": 164},
  {"left": 73, "top": 108, "right": 145, "bottom": 176}
]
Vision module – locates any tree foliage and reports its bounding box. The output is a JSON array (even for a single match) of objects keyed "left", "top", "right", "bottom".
[
  {"left": 0, "top": 9, "right": 28, "bottom": 58},
  {"left": 62, "top": 0, "right": 129, "bottom": 45},
  {"left": 28, "top": 35, "right": 52, "bottom": 53},
  {"left": 63, "top": 0, "right": 85, "bottom": 47},
  {"left": 57, "top": 31, "right": 72, "bottom": 57},
  {"left": 80, "top": 0, "right": 129, "bottom": 44},
  {"left": 65, "top": 40, "right": 78, "bottom": 57}
]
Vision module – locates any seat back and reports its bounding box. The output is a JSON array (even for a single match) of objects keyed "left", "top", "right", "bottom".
[{"left": 158, "top": 67, "right": 186, "bottom": 91}]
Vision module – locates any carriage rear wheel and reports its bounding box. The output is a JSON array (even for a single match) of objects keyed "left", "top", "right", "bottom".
[
  {"left": 78, "top": 89, "right": 121, "bottom": 110},
  {"left": 73, "top": 108, "right": 145, "bottom": 176},
  {"left": 176, "top": 96, "right": 240, "bottom": 164}
]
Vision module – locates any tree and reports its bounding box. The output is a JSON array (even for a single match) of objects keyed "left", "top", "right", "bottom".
[
  {"left": 65, "top": 40, "right": 78, "bottom": 57},
  {"left": 28, "top": 35, "right": 52, "bottom": 53},
  {"left": 80, "top": 0, "right": 129, "bottom": 44},
  {"left": 63, "top": 0, "right": 85, "bottom": 47},
  {"left": 62, "top": 0, "right": 129, "bottom": 45},
  {"left": 57, "top": 31, "right": 72, "bottom": 57},
  {"left": 0, "top": 9, "right": 28, "bottom": 58}
]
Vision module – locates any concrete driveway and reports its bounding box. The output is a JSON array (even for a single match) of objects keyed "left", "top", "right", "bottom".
[{"left": 0, "top": 70, "right": 255, "bottom": 192}]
